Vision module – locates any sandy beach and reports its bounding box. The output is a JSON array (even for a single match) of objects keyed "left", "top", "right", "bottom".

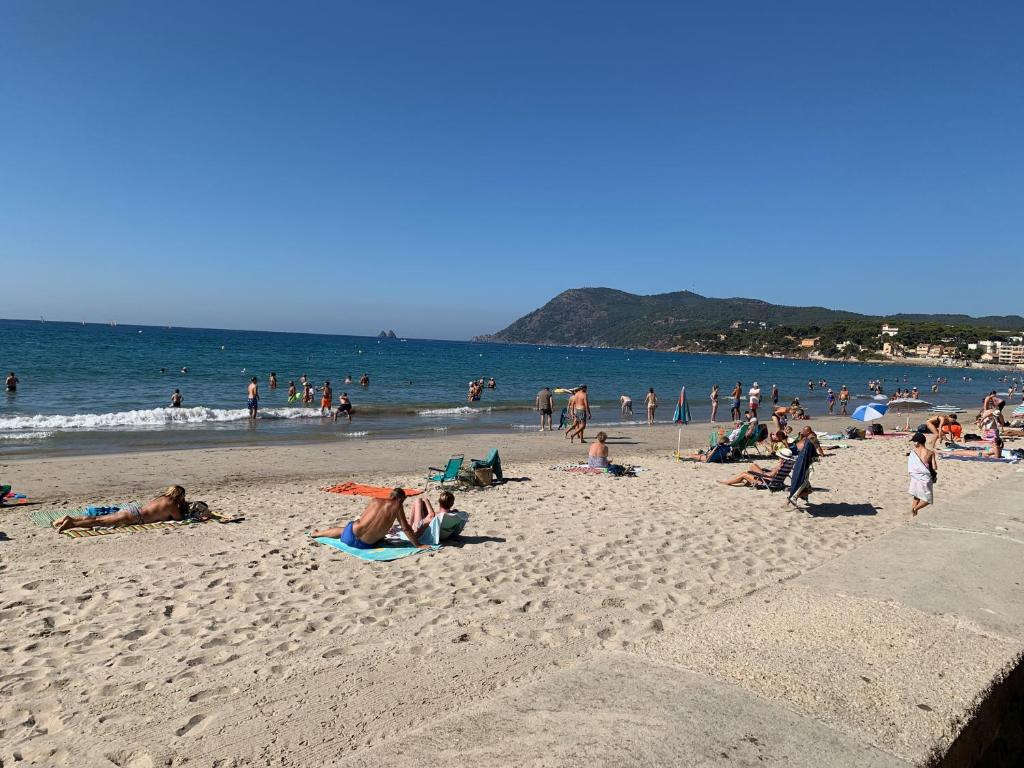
[{"left": 1, "top": 418, "right": 1019, "bottom": 766}]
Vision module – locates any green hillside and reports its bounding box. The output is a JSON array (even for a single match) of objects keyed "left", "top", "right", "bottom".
[{"left": 477, "top": 288, "right": 1024, "bottom": 350}]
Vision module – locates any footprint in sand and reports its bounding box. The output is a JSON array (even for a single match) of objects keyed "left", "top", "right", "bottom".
[{"left": 175, "top": 713, "right": 208, "bottom": 737}]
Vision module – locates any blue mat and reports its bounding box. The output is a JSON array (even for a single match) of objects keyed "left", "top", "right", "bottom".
[
  {"left": 314, "top": 536, "right": 440, "bottom": 561},
  {"left": 940, "top": 455, "right": 1017, "bottom": 464}
]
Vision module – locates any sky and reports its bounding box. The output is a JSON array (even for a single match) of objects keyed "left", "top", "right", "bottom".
[{"left": 1, "top": 1, "right": 1022, "bottom": 339}]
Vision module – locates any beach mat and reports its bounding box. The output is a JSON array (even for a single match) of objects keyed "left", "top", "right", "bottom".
[
  {"left": 939, "top": 455, "right": 1018, "bottom": 464},
  {"left": 322, "top": 482, "right": 423, "bottom": 498},
  {"left": 30, "top": 506, "right": 231, "bottom": 538},
  {"left": 314, "top": 536, "right": 439, "bottom": 561}
]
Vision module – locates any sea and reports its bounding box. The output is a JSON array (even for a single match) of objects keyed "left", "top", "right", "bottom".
[{"left": 0, "top": 318, "right": 1014, "bottom": 457}]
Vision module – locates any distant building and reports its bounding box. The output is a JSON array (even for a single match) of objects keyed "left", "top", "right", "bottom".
[
  {"left": 800, "top": 338, "right": 819, "bottom": 349},
  {"left": 997, "top": 345, "right": 1024, "bottom": 365},
  {"left": 882, "top": 341, "right": 905, "bottom": 357},
  {"left": 941, "top": 345, "right": 958, "bottom": 357},
  {"left": 881, "top": 324, "right": 899, "bottom": 337}
]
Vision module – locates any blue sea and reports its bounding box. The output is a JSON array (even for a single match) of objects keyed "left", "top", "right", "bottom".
[{"left": 0, "top": 318, "right": 1011, "bottom": 456}]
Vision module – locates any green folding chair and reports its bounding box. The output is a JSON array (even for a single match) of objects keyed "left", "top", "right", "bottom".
[{"left": 426, "top": 455, "right": 464, "bottom": 489}]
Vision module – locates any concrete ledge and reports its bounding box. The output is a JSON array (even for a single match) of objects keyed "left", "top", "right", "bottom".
[{"left": 339, "top": 652, "right": 908, "bottom": 768}]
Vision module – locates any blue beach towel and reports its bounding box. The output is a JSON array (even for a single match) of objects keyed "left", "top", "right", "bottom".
[
  {"left": 940, "top": 455, "right": 1018, "bottom": 464},
  {"left": 314, "top": 536, "right": 440, "bottom": 561},
  {"left": 788, "top": 440, "right": 816, "bottom": 501}
]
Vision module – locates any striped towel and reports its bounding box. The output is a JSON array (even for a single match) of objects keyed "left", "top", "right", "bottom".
[{"left": 30, "top": 506, "right": 226, "bottom": 538}]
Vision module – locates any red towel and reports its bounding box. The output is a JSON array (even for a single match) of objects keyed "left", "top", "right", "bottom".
[{"left": 322, "top": 482, "right": 423, "bottom": 499}]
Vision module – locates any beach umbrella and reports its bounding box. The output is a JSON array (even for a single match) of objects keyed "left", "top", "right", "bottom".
[
  {"left": 672, "top": 386, "right": 691, "bottom": 424},
  {"left": 851, "top": 402, "right": 888, "bottom": 422}
]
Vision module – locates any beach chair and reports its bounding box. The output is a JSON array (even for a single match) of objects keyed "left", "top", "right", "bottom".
[
  {"left": 470, "top": 448, "right": 503, "bottom": 482},
  {"left": 726, "top": 423, "right": 750, "bottom": 458},
  {"left": 426, "top": 455, "right": 464, "bottom": 489},
  {"left": 753, "top": 456, "right": 796, "bottom": 492}
]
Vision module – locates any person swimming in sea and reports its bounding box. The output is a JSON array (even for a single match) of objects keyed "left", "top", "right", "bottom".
[{"left": 170, "top": 388, "right": 182, "bottom": 408}]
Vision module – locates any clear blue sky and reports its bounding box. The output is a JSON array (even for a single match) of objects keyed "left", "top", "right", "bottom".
[{"left": 2, "top": 1, "right": 1021, "bottom": 338}]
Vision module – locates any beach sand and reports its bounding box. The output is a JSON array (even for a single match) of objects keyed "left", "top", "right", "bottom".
[{"left": 0, "top": 418, "right": 1017, "bottom": 766}]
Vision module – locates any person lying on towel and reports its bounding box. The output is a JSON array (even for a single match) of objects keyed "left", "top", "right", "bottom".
[
  {"left": 311, "top": 487, "right": 428, "bottom": 550},
  {"left": 52, "top": 486, "right": 211, "bottom": 533}
]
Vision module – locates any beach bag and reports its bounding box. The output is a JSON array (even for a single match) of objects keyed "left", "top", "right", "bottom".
[
  {"left": 869, "top": 423, "right": 883, "bottom": 435},
  {"left": 843, "top": 426, "right": 860, "bottom": 439}
]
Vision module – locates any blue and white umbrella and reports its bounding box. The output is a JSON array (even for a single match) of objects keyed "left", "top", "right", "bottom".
[{"left": 851, "top": 402, "right": 888, "bottom": 422}]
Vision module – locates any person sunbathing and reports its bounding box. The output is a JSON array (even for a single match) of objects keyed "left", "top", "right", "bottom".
[
  {"left": 719, "top": 452, "right": 793, "bottom": 487},
  {"left": 793, "top": 426, "right": 828, "bottom": 457},
  {"left": 51, "top": 486, "right": 209, "bottom": 532},
  {"left": 311, "top": 487, "right": 427, "bottom": 549},
  {"left": 588, "top": 431, "right": 612, "bottom": 468}
]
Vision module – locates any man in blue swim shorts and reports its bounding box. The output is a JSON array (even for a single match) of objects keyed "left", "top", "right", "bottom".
[
  {"left": 311, "top": 488, "right": 429, "bottom": 550},
  {"left": 247, "top": 377, "right": 259, "bottom": 419}
]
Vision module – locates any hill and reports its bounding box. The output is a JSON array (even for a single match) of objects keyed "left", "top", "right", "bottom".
[{"left": 476, "top": 288, "right": 1024, "bottom": 349}]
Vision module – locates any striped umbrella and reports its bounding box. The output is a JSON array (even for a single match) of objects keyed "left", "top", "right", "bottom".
[{"left": 851, "top": 403, "right": 888, "bottom": 422}]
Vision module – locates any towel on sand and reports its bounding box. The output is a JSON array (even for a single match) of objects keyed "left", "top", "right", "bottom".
[
  {"left": 940, "top": 454, "right": 1018, "bottom": 464},
  {"left": 30, "top": 505, "right": 235, "bottom": 537},
  {"left": 314, "top": 536, "right": 440, "bottom": 561},
  {"left": 322, "top": 482, "right": 423, "bottom": 498}
]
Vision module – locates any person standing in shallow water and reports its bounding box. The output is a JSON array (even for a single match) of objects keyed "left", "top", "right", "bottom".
[
  {"left": 730, "top": 382, "right": 742, "bottom": 421},
  {"left": 269, "top": 372, "right": 277, "bottom": 390},
  {"left": 247, "top": 377, "right": 259, "bottom": 419},
  {"left": 710, "top": 384, "right": 719, "bottom": 422},
  {"left": 5, "top": 372, "right": 18, "bottom": 392},
  {"left": 645, "top": 387, "right": 658, "bottom": 425}
]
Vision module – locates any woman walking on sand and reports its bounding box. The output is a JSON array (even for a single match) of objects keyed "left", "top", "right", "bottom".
[
  {"left": 645, "top": 387, "right": 658, "bottom": 425},
  {"left": 907, "top": 432, "right": 937, "bottom": 517},
  {"left": 710, "top": 384, "right": 719, "bottom": 422}
]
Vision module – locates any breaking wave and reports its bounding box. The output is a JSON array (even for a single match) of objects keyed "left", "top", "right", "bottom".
[{"left": 0, "top": 407, "right": 332, "bottom": 432}]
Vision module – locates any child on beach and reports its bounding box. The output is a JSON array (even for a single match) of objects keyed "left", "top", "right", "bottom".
[{"left": 407, "top": 491, "right": 468, "bottom": 542}]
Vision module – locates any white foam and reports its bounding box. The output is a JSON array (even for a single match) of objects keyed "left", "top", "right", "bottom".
[
  {"left": 340, "top": 431, "right": 369, "bottom": 438},
  {"left": 416, "top": 406, "right": 492, "bottom": 416},
  {"left": 0, "top": 431, "right": 54, "bottom": 441},
  {"left": 0, "top": 406, "right": 328, "bottom": 432}
]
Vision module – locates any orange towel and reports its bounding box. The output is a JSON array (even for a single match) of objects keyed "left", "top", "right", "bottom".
[{"left": 322, "top": 482, "right": 423, "bottom": 499}]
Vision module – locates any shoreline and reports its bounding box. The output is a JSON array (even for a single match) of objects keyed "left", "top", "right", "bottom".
[{"left": 2, "top": 417, "right": 860, "bottom": 502}]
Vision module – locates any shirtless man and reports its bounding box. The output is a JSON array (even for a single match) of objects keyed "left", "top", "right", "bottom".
[
  {"left": 620, "top": 393, "right": 633, "bottom": 418},
  {"left": 51, "top": 486, "right": 209, "bottom": 533},
  {"left": 838, "top": 385, "right": 850, "bottom": 416},
  {"left": 320, "top": 380, "right": 333, "bottom": 416},
  {"left": 269, "top": 372, "right": 277, "bottom": 390},
  {"left": 5, "top": 372, "right": 18, "bottom": 392},
  {"left": 247, "top": 377, "right": 259, "bottom": 419},
  {"left": 360, "top": 373, "right": 370, "bottom": 387},
  {"left": 311, "top": 488, "right": 427, "bottom": 550},
  {"left": 170, "top": 389, "right": 183, "bottom": 407},
  {"left": 333, "top": 392, "right": 353, "bottom": 422},
  {"left": 730, "top": 382, "right": 742, "bottom": 421},
  {"left": 566, "top": 385, "right": 592, "bottom": 443}
]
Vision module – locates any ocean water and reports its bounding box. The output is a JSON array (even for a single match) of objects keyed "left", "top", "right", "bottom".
[{"left": 0, "top": 319, "right": 1012, "bottom": 456}]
